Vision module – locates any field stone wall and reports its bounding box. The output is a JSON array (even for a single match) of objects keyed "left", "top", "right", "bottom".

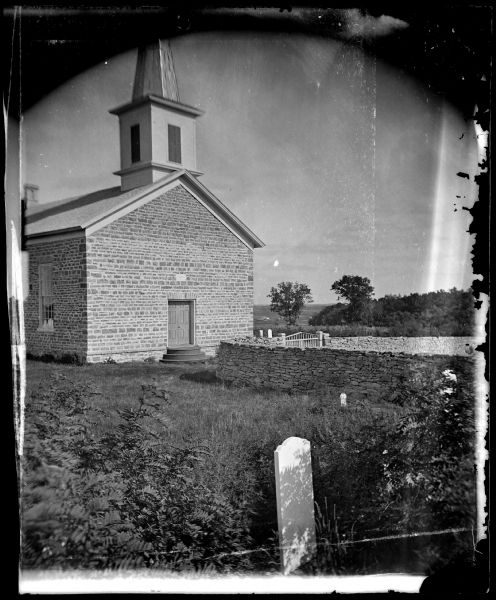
[
  {"left": 321, "top": 335, "right": 477, "bottom": 356},
  {"left": 216, "top": 342, "right": 476, "bottom": 401}
]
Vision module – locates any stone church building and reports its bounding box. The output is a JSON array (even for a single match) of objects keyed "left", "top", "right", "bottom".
[{"left": 24, "top": 41, "right": 263, "bottom": 363}]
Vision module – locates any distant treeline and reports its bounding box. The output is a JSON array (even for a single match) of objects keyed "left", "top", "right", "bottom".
[{"left": 309, "top": 288, "right": 475, "bottom": 336}]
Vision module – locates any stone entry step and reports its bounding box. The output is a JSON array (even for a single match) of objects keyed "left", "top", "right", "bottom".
[{"left": 160, "top": 344, "right": 207, "bottom": 363}]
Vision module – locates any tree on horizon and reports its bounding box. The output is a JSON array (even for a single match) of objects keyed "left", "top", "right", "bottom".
[
  {"left": 331, "top": 275, "right": 375, "bottom": 323},
  {"left": 267, "top": 281, "right": 313, "bottom": 326}
]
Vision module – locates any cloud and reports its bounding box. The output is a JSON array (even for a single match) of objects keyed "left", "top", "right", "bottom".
[
  {"left": 341, "top": 10, "right": 409, "bottom": 39},
  {"left": 206, "top": 8, "right": 409, "bottom": 41}
]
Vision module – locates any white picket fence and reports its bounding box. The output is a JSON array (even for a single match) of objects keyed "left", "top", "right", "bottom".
[{"left": 280, "top": 331, "right": 323, "bottom": 348}]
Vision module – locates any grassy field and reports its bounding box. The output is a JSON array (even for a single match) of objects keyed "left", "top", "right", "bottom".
[
  {"left": 254, "top": 304, "right": 327, "bottom": 332},
  {"left": 253, "top": 305, "right": 391, "bottom": 336},
  {"left": 21, "top": 359, "right": 476, "bottom": 575}
]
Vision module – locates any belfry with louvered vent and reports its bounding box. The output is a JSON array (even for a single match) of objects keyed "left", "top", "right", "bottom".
[{"left": 109, "top": 40, "right": 204, "bottom": 191}]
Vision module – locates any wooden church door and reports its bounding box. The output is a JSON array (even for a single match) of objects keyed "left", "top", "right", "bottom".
[{"left": 168, "top": 301, "right": 192, "bottom": 347}]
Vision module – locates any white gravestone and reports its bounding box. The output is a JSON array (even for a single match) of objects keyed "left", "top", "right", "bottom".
[
  {"left": 340, "top": 393, "right": 347, "bottom": 407},
  {"left": 267, "top": 329, "right": 272, "bottom": 338},
  {"left": 259, "top": 330, "right": 264, "bottom": 337},
  {"left": 274, "top": 437, "right": 317, "bottom": 574}
]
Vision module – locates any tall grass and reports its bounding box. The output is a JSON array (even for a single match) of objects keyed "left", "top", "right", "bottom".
[{"left": 22, "top": 360, "right": 476, "bottom": 574}]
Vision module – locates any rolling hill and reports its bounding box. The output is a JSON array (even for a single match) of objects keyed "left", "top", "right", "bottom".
[{"left": 253, "top": 304, "right": 328, "bottom": 332}]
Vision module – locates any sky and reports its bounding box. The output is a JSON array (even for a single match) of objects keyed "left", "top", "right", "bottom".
[{"left": 16, "top": 26, "right": 480, "bottom": 304}]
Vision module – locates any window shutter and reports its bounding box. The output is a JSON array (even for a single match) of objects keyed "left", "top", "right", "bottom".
[
  {"left": 131, "top": 124, "right": 141, "bottom": 163},
  {"left": 40, "top": 265, "right": 53, "bottom": 296},
  {"left": 168, "top": 124, "right": 181, "bottom": 164},
  {"left": 39, "top": 264, "right": 54, "bottom": 327}
]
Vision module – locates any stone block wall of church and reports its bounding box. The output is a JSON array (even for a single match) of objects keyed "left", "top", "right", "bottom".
[
  {"left": 24, "top": 236, "right": 88, "bottom": 358},
  {"left": 86, "top": 184, "right": 254, "bottom": 362}
]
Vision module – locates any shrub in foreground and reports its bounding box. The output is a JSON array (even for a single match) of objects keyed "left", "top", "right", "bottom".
[
  {"left": 382, "top": 368, "right": 476, "bottom": 531},
  {"left": 21, "top": 376, "right": 253, "bottom": 571},
  {"left": 307, "top": 365, "right": 477, "bottom": 574}
]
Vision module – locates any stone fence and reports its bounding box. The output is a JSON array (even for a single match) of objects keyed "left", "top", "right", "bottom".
[
  {"left": 216, "top": 341, "right": 476, "bottom": 401},
  {"left": 320, "top": 335, "right": 478, "bottom": 356},
  {"left": 255, "top": 333, "right": 478, "bottom": 356}
]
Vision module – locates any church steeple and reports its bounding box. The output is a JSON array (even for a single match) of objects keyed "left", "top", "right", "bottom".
[
  {"left": 110, "top": 40, "right": 204, "bottom": 192},
  {"left": 132, "top": 40, "right": 180, "bottom": 102}
]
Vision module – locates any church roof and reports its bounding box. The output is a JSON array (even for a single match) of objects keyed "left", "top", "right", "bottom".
[
  {"left": 26, "top": 184, "right": 146, "bottom": 235},
  {"left": 25, "top": 170, "right": 264, "bottom": 249}
]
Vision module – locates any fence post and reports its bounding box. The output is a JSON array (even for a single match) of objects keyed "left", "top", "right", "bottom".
[
  {"left": 318, "top": 331, "right": 323, "bottom": 347},
  {"left": 280, "top": 333, "right": 286, "bottom": 346},
  {"left": 274, "top": 437, "right": 317, "bottom": 575}
]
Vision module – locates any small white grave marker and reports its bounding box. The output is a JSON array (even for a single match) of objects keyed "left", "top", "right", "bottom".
[
  {"left": 340, "top": 393, "right": 347, "bottom": 407},
  {"left": 259, "top": 330, "right": 264, "bottom": 337},
  {"left": 267, "top": 329, "right": 272, "bottom": 338},
  {"left": 274, "top": 437, "right": 317, "bottom": 575}
]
